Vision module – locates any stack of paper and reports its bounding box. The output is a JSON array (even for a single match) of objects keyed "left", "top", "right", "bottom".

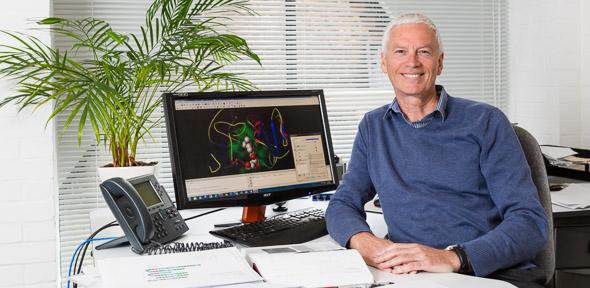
[
  {"left": 551, "top": 183, "right": 590, "bottom": 209},
  {"left": 248, "top": 249, "right": 374, "bottom": 287},
  {"left": 96, "top": 247, "right": 263, "bottom": 288},
  {"left": 540, "top": 146, "right": 577, "bottom": 159}
]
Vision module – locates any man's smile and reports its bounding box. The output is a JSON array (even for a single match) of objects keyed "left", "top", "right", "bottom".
[{"left": 401, "top": 73, "right": 424, "bottom": 78}]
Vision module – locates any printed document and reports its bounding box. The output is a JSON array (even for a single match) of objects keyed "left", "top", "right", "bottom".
[
  {"left": 551, "top": 183, "right": 590, "bottom": 209},
  {"left": 96, "top": 247, "right": 262, "bottom": 288},
  {"left": 540, "top": 146, "right": 577, "bottom": 159},
  {"left": 248, "top": 249, "right": 373, "bottom": 287}
]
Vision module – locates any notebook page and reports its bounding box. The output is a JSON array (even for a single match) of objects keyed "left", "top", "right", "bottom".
[
  {"left": 97, "top": 247, "right": 262, "bottom": 288},
  {"left": 250, "top": 249, "right": 373, "bottom": 287}
]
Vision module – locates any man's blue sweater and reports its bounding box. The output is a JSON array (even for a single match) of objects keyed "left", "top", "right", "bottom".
[{"left": 325, "top": 86, "right": 548, "bottom": 277}]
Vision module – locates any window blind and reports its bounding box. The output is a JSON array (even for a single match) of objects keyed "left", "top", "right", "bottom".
[{"left": 53, "top": 0, "right": 507, "bottom": 286}]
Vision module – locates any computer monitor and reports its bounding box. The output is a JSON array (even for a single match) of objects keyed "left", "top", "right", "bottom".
[{"left": 163, "top": 90, "right": 339, "bottom": 221}]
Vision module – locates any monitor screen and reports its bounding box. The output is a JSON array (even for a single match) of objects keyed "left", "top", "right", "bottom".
[{"left": 163, "top": 90, "right": 339, "bottom": 209}]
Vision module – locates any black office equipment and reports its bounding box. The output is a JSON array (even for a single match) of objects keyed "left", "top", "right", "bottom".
[
  {"left": 549, "top": 183, "right": 568, "bottom": 191},
  {"left": 543, "top": 145, "right": 590, "bottom": 181},
  {"left": 539, "top": 145, "right": 590, "bottom": 288},
  {"left": 163, "top": 90, "right": 338, "bottom": 232},
  {"left": 98, "top": 175, "right": 189, "bottom": 254},
  {"left": 210, "top": 208, "right": 327, "bottom": 247}
]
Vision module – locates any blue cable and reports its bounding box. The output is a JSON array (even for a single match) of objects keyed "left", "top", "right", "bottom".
[{"left": 67, "top": 237, "right": 117, "bottom": 288}]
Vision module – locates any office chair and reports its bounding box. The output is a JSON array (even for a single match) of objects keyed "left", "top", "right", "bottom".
[{"left": 513, "top": 125, "right": 555, "bottom": 287}]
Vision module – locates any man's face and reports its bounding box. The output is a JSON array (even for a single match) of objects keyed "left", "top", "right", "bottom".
[{"left": 380, "top": 24, "right": 444, "bottom": 99}]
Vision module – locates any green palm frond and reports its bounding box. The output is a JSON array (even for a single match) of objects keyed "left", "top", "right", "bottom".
[{"left": 0, "top": 0, "right": 260, "bottom": 167}]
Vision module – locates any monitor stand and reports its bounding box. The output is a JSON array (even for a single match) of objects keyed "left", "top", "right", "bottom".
[
  {"left": 241, "top": 205, "right": 267, "bottom": 223},
  {"left": 214, "top": 205, "right": 267, "bottom": 228},
  {"left": 272, "top": 201, "right": 288, "bottom": 212}
]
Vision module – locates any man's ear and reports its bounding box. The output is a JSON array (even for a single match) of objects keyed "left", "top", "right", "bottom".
[
  {"left": 437, "top": 52, "right": 444, "bottom": 75},
  {"left": 380, "top": 52, "right": 387, "bottom": 74}
]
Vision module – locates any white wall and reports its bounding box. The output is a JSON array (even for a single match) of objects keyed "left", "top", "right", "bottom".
[
  {"left": 510, "top": 0, "right": 589, "bottom": 149},
  {"left": 0, "top": 1, "right": 58, "bottom": 288}
]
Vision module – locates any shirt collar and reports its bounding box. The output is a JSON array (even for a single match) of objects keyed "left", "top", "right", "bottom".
[{"left": 384, "top": 85, "right": 448, "bottom": 123}]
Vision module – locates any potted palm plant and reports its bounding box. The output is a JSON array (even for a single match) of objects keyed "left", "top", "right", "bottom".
[{"left": 0, "top": 0, "right": 260, "bottom": 180}]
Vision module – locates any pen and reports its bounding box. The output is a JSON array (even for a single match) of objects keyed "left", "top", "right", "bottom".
[
  {"left": 213, "top": 222, "right": 242, "bottom": 228},
  {"left": 370, "top": 282, "right": 396, "bottom": 287}
]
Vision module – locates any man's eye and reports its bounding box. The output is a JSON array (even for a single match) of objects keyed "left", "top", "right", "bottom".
[
  {"left": 393, "top": 49, "right": 405, "bottom": 54},
  {"left": 418, "top": 50, "right": 432, "bottom": 55}
]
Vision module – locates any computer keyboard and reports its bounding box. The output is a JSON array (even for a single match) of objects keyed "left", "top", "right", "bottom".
[{"left": 210, "top": 208, "right": 327, "bottom": 247}]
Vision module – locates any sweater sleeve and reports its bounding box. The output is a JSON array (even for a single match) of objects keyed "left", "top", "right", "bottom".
[
  {"left": 325, "top": 116, "right": 377, "bottom": 247},
  {"left": 462, "top": 109, "right": 548, "bottom": 276}
]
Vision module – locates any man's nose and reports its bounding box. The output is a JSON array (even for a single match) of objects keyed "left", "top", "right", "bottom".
[{"left": 406, "top": 52, "right": 420, "bottom": 67}]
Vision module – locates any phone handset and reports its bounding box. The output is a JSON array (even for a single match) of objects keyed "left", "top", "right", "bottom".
[
  {"left": 100, "top": 177, "right": 155, "bottom": 250},
  {"left": 99, "top": 175, "right": 188, "bottom": 254}
]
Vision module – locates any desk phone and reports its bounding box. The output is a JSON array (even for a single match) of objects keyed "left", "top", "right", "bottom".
[{"left": 99, "top": 175, "right": 188, "bottom": 254}]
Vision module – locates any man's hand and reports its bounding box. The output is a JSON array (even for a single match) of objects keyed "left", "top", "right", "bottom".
[
  {"left": 374, "top": 243, "right": 461, "bottom": 274},
  {"left": 349, "top": 233, "right": 461, "bottom": 274},
  {"left": 348, "top": 232, "right": 396, "bottom": 270}
]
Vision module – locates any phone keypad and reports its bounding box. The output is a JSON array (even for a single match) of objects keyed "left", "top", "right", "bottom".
[
  {"left": 165, "top": 207, "right": 179, "bottom": 218},
  {"left": 152, "top": 212, "right": 168, "bottom": 240},
  {"left": 151, "top": 207, "right": 188, "bottom": 241}
]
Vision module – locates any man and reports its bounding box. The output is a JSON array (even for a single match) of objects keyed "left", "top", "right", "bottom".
[{"left": 325, "top": 13, "right": 548, "bottom": 288}]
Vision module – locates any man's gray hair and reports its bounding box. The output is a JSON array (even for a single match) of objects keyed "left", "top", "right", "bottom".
[{"left": 381, "top": 13, "right": 443, "bottom": 54}]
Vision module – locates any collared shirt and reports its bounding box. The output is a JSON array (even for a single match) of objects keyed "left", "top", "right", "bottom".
[
  {"left": 388, "top": 85, "right": 448, "bottom": 128},
  {"left": 325, "top": 86, "right": 548, "bottom": 277}
]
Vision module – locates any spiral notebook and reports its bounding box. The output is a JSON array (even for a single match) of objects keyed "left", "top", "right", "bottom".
[{"left": 144, "top": 240, "right": 234, "bottom": 255}]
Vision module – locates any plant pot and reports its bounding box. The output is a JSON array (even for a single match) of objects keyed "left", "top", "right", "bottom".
[{"left": 97, "top": 162, "right": 160, "bottom": 182}]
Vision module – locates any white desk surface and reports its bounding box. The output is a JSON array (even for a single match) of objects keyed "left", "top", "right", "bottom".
[
  {"left": 89, "top": 197, "right": 515, "bottom": 288},
  {"left": 549, "top": 176, "right": 590, "bottom": 213}
]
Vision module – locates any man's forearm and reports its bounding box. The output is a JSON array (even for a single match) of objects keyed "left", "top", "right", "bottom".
[
  {"left": 461, "top": 211, "right": 547, "bottom": 276},
  {"left": 349, "top": 231, "right": 376, "bottom": 249},
  {"left": 325, "top": 197, "right": 372, "bottom": 247}
]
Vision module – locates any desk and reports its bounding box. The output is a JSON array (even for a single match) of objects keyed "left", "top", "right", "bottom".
[
  {"left": 550, "top": 176, "right": 590, "bottom": 287},
  {"left": 89, "top": 197, "right": 514, "bottom": 288}
]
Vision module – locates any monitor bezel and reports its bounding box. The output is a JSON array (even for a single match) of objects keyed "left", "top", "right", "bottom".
[{"left": 163, "top": 90, "right": 339, "bottom": 209}]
